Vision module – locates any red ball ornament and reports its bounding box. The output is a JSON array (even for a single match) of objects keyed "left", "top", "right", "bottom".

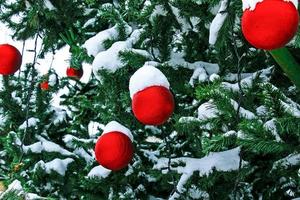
[
  {"left": 66, "top": 67, "right": 83, "bottom": 80},
  {"left": 132, "top": 86, "right": 175, "bottom": 125},
  {"left": 40, "top": 81, "right": 49, "bottom": 90},
  {"left": 0, "top": 44, "right": 22, "bottom": 75},
  {"left": 95, "top": 132, "right": 134, "bottom": 171},
  {"left": 129, "top": 65, "right": 175, "bottom": 125},
  {"left": 241, "top": 0, "right": 299, "bottom": 50}
]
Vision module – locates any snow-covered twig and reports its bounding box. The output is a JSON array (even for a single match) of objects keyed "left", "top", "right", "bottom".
[
  {"left": 209, "top": 0, "right": 229, "bottom": 45},
  {"left": 153, "top": 147, "right": 242, "bottom": 200}
]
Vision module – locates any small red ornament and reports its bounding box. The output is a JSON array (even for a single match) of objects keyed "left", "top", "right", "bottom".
[
  {"left": 66, "top": 67, "right": 83, "bottom": 80},
  {"left": 94, "top": 121, "right": 134, "bottom": 171},
  {"left": 241, "top": 0, "right": 299, "bottom": 50},
  {"left": 0, "top": 44, "right": 22, "bottom": 75},
  {"left": 40, "top": 81, "right": 49, "bottom": 91},
  {"left": 132, "top": 86, "right": 175, "bottom": 125}
]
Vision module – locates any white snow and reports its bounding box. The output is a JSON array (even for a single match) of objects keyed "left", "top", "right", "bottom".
[
  {"left": 167, "top": 51, "right": 219, "bottom": 86},
  {"left": 189, "top": 67, "right": 208, "bottom": 85},
  {"left": 87, "top": 165, "right": 111, "bottom": 178},
  {"left": 83, "top": 25, "right": 132, "bottom": 57},
  {"left": 209, "top": 0, "right": 228, "bottom": 45},
  {"left": 63, "top": 134, "right": 94, "bottom": 163},
  {"left": 224, "top": 72, "right": 253, "bottom": 82},
  {"left": 222, "top": 67, "right": 272, "bottom": 92},
  {"left": 168, "top": 52, "right": 220, "bottom": 74},
  {"left": 243, "top": 0, "right": 297, "bottom": 11},
  {"left": 273, "top": 153, "right": 300, "bottom": 170},
  {"left": 20, "top": 137, "right": 74, "bottom": 156},
  {"left": 198, "top": 100, "right": 219, "bottom": 120},
  {"left": 83, "top": 18, "right": 96, "bottom": 28},
  {"left": 102, "top": 121, "right": 133, "bottom": 142},
  {"left": 50, "top": 106, "right": 67, "bottom": 125},
  {"left": 264, "top": 119, "right": 282, "bottom": 142},
  {"left": 48, "top": 73, "right": 57, "bottom": 86},
  {"left": 281, "top": 100, "right": 300, "bottom": 117},
  {"left": 63, "top": 134, "right": 95, "bottom": 146},
  {"left": 34, "top": 158, "right": 74, "bottom": 176},
  {"left": 0, "top": 180, "right": 45, "bottom": 199},
  {"left": 150, "top": 5, "right": 167, "bottom": 23},
  {"left": 188, "top": 185, "right": 209, "bottom": 200},
  {"left": 44, "top": 0, "right": 56, "bottom": 10},
  {"left": 154, "top": 147, "right": 242, "bottom": 200},
  {"left": 92, "top": 29, "right": 150, "bottom": 80},
  {"left": 224, "top": 130, "right": 237, "bottom": 137},
  {"left": 129, "top": 64, "right": 170, "bottom": 98},
  {"left": 19, "top": 117, "right": 39, "bottom": 129},
  {"left": 256, "top": 105, "right": 267, "bottom": 116},
  {"left": 169, "top": 5, "right": 192, "bottom": 33},
  {"left": 88, "top": 121, "right": 105, "bottom": 137},
  {"left": 145, "top": 136, "right": 163, "bottom": 143},
  {"left": 179, "top": 117, "right": 200, "bottom": 123},
  {"left": 209, "top": 73, "right": 220, "bottom": 82},
  {"left": 2, "top": 180, "right": 22, "bottom": 195},
  {"left": 230, "top": 99, "right": 256, "bottom": 119}
]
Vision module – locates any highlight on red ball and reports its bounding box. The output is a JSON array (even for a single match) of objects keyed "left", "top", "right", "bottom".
[
  {"left": 40, "top": 81, "right": 49, "bottom": 91},
  {"left": 241, "top": 0, "right": 299, "bottom": 50},
  {"left": 0, "top": 44, "right": 22, "bottom": 75},
  {"left": 66, "top": 67, "right": 83, "bottom": 80},
  {"left": 94, "top": 121, "right": 134, "bottom": 171}
]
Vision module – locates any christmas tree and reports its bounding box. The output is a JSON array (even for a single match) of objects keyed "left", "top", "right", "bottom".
[{"left": 0, "top": 0, "right": 299, "bottom": 199}]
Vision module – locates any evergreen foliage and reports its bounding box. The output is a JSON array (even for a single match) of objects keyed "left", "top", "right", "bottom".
[{"left": 0, "top": 0, "right": 299, "bottom": 199}]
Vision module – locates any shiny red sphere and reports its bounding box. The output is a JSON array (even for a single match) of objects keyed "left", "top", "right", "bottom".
[
  {"left": 0, "top": 44, "right": 22, "bottom": 75},
  {"left": 66, "top": 67, "right": 83, "bottom": 80},
  {"left": 132, "top": 86, "right": 175, "bottom": 125},
  {"left": 40, "top": 81, "right": 49, "bottom": 91},
  {"left": 242, "top": 0, "right": 299, "bottom": 50},
  {"left": 95, "top": 131, "right": 134, "bottom": 171}
]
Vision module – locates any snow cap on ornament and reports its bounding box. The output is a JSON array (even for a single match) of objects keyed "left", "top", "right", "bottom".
[
  {"left": 94, "top": 121, "right": 134, "bottom": 171},
  {"left": 0, "top": 44, "right": 22, "bottom": 75},
  {"left": 129, "top": 65, "right": 175, "bottom": 125},
  {"left": 241, "top": 0, "right": 299, "bottom": 50}
]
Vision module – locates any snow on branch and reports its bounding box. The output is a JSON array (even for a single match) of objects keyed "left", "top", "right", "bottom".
[
  {"left": 222, "top": 67, "right": 273, "bottom": 92},
  {"left": 18, "top": 117, "right": 39, "bottom": 130},
  {"left": 0, "top": 180, "right": 46, "bottom": 199},
  {"left": 166, "top": 52, "right": 219, "bottom": 86},
  {"left": 272, "top": 153, "right": 300, "bottom": 170},
  {"left": 15, "top": 136, "right": 75, "bottom": 157},
  {"left": 153, "top": 147, "right": 242, "bottom": 200},
  {"left": 264, "top": 119, "right": 283, "bottom": 142},
  {"left": 43, "top": 0, "right": 56, "bottom": 11},
  {"left": 264, "top": 83, "right": 300, "bottom": 117},
  {"left": 34, "top": 158, "right": 74, "bottom": 176},
  {"left": 83, "top": 24, "right": 132, "bottom": 57},
  {"left": 209, "top": 0, "right": 229, "bottom": 45},
  {"left": 87, "top": 165, "right": 111, "bottom": 179},
  {"left": 92, "top": 29, "right": 151, "bottom": 80}
]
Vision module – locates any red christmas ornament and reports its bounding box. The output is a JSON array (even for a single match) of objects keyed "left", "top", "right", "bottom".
[
  {"left": 132, "top": 86, "right": 175, "bottom": 125},
  {"left": 0, "top": 44, "right": 22, "bottom": 75},
  {"left": 40, "top": 81, "right": 49, "bottom": 91},
  {"left": 241, "top": 0, "right": 299, "bottom": 50},
  {"left": 66, "top": 67, "right": 83, "bottom": 80},
  {"left": 129, "top": 65, "right": 175, "bottom": 125},
  {"left": 94, "top": 122, "right": 134, "bottom": 171}
]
